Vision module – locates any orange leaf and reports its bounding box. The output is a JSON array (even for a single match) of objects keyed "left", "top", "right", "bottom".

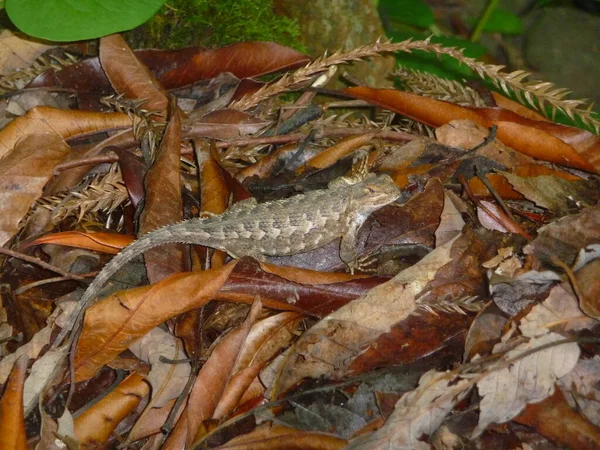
[
  {"left": 490, "top": 91, "right": 549, "bottom": 122},
  {"left": 344, "top": 87, "right": 596, "bottom": 172},
  {"left": 74, "top": 372, "right": 149, "bottom": 446},
  {"left": 0, "top": 355, "right": 28, "bottom": 450},
  {"left": 297, "top": 133, "right": 375, "bottom": 174},
  {"left": 24, "top": 231, "right": 134, "bottom": 254},
  {"left": 74, "top": 261, "right": 237, "bottom": 381},
  {"left": 217, "top": 423, "right": 347, "bottom": 450},
  {"left": 0, "top": 106, "right": 131, "bottom": 160}
]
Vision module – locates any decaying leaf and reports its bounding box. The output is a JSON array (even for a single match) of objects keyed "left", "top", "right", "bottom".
[
  {"left": 474, "top": 332, "right": 580, "bottom": 437},
  {"left": 129, "top": 327, "right": 190, "bottom": 408},
  {"left": 0, "top": 132, "right": 70, "bottom": 246},
  {"left": 347, "top": 370, "right": 472, "bottom": 450}
]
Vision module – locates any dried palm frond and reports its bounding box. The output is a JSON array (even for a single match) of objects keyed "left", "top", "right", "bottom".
[
  {"left": 101, "top": 95, "right": 166, "bottom": 160},
  {"left": 37, "top": 164, "right": 129, "bottom": 225},
  {"left": 417, "top": 296, "right": 484, "bottom": 316},
  {"left": 0, "top": 53, "right": 80, "bottom": 93},
  {"left": 395, "top": 67, "right": 486, "bottom": 107},
  {"left": 232, "top": 38, "right": 599, "bottom": 133}
]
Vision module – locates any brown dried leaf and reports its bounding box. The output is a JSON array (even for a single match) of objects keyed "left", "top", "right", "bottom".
[
  {"left": 271, "top": 235, "right": 459, "bottom": 396},
  {"left": 197, "top": 141, "right": 229, "bottom": 267},
  {"left": 214, "top": 311, "right": 304, "bottom": 419},
  {"left": 0, "top": 355, "right": 28, "bottom": 450},
  {"left": 139, "top": 99, "right": 185, "bottom": 283},
  {"left": 0, "top": 30, "right": 55, "bottom": 75},
  {"left": 220, "top": 258, "right": 385, "bottom": 317},
  {"left": 74, "top": 372, "right": 149, "bottom": 446},
  {"left": 296, "top": 134, "right": 375, "bottom": 174},
  {"left": 0, "top": 106, "right": 131, "bottom": 160},
  {"left": 344, "top": 87, "right": 596, "bottom": 172},
  {"left": 99, "top": 34, "right": 168, "bottom": 113},
  {"left": 500, "top": 170, "right": 598, "bottom": 215},
  {"left": 525, "top": 203, "right": 600, "bottom": 266},
  {"left": 164, "top": 300, "right": 262, "bottom": 448},
  {"left": 217, "top": 423, "right": 347, "bottom": 450},
  {"left": 0, "top": 132, "right": 70, "bottom": 246},
  {"left": 514, "top": 387, "right": 600, "bottom": 449},
  {"left": 159, "top": 42, "right": 310, "bottom": 90},
  {"left": 74, "top": 262, "right": 237, "bottom": 381}
]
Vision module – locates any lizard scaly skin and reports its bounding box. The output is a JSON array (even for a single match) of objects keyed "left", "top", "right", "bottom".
[{"left": 53, "top": 173, "right": 401, "bottom": 347}]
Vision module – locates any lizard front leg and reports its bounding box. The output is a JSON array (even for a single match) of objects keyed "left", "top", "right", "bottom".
[{"left": 339, "top": 218, "right": 364, "bottom": 274}]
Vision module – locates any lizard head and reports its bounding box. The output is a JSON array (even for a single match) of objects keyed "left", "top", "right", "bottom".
[{"left": 352, "top": 173, "right": 402, "bottom": 211}]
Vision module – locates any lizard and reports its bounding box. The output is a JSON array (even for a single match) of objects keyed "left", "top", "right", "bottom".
[{"left": 52, "top": 172, "right": 402, "bottom": 348}]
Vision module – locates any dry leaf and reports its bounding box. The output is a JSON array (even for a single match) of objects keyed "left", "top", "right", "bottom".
[
  {"left": 0, "top": 355, "right": 28, "bottom": 450},
  {"left": 0, "top": 132, "right": 70, "bottom": 246},
  {"left": 347, "top": 370, "right": 472, "bottom": 450},
  {"left": 270, "top": 235, "right": 459, "bottom": 396},
  {"left": 129, "top": 327, "right": 191, "bottom": 408},
  {"left": 474, "top": 332, "right": 580, "bottom": 437},
  {"left": 100, "top": 34, "right": 168, "bottom": 113},
  {"left": 74, "top": 372, "right": 149, "bottom": 446},
  {"left": 74, "top": 262, "right": 237, "bottom": 381}
]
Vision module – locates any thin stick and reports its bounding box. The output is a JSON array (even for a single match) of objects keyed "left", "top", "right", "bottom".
[{"left": 0, "top": 247, "right": 87, "bottom": 281}]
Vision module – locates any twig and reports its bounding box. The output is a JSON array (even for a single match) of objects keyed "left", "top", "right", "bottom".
[{"left": 0, "top": 247, "right": 87, "bottom": 281}]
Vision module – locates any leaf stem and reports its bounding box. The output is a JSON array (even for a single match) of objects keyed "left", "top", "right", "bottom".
[{"left": 471, "top": 0, "right": 500, "bottom": 42}]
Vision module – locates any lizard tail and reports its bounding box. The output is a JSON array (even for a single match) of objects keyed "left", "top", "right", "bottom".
[{"left": 53, "top": 223, "right": 202, "bottom": 348}]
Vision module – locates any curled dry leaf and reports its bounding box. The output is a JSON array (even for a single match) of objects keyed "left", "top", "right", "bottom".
[
  {"left": 23, "top": 231, "right": 134, "bottom": 254},
  {"left": 74, "top": 372, "right": 149, "bottom": 447},
  {"left": 0, "top": 132, "right": 70, "bottom": 246},
  {"left": 73, "top": 261, "right": 237, "bottom": 381},
  {"left": 197, "top": 141, "right": 229, "bottom": 267},
  {"left": 213, "top": 311, "right": 304, "bottom": 419},
  {"left": 514, "top": 386, "right": 600, "bottom": 450},
  {"left": 344, "top": 87, "right": 596, "bottom": 172},
  {"left": 163, "top": 299, "right": 262, "bottom": 448},
  {"left": 216, "top": 422, "right": 347, "bottom": 450},
  {"left": 138, "top": 98, "right": 185, "bottom": 283},
  {"left": 0, "top": 106, "right": 131, "bottom": 160},
  {"left": 0, "top": 354, "right": 28, "bottom": 450},
  {"left": 296, "top": 133, "right": 375, "bottom": 174}
]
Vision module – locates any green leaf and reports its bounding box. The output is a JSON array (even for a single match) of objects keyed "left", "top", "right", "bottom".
[
  {"left": 379, "top": 0, "right": 435, "bottom": 29},
  {"left": 6, "top": 0, "right": 167, "bottom": 41},
  {"left": 467, "top": 8, "right": 523, "bottom": 35},
  {"left": 390, "top": 31, "right": 488, "bottom": 80}
]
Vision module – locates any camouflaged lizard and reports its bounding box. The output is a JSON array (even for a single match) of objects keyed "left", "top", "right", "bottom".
[{"left": 53, "top": 173, "right": 401, "bottom": 347}]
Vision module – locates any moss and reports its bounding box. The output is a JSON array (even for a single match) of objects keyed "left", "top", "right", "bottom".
[{"left": 130, "top": 0, "right": 304, "bottom": 51}]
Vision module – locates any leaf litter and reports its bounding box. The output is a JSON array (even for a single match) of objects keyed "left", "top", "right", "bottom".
[{"left": 0, "top": 32, "right": 598, "bottom": 449}]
